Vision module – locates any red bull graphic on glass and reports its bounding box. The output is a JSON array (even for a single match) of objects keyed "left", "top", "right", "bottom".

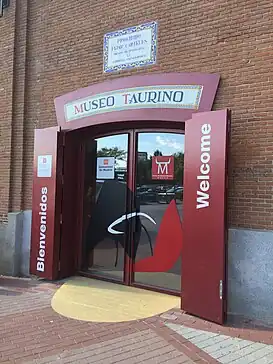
[{"left": 151, "top": 156, "right": 174, "bottom": 180}]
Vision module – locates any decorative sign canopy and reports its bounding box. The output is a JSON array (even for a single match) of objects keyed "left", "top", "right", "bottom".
[{"left": 55, "top": 73, "right": 220, "bottom": 130}]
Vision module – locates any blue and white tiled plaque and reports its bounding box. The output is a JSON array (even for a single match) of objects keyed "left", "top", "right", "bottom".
[{"left": 103, "top": 22, "right": 158, "bottom": 73}]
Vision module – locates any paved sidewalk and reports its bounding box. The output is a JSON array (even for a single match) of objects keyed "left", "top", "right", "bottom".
[{"left": 1, "top": 277, "right": 273, "bottom": 364}]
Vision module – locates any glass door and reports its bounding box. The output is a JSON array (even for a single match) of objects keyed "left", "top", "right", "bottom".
[
  {"left": 81, "top": 133, "right": 131, "bottom": 282},
  {"left": 132, "top": 132, "right": 185, "bottom": 293},
  {"left": 80, "top": 129, "right": 184, "bottom": 294}
]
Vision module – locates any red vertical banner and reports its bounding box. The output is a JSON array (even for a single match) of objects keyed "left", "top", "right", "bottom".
[
  {"left": 30, "top": 127, "right": 61, "bottom": 280},
  {"left": 152, "top": 156, "right": 174, "bottom": 180},
  {"left": 182, "top": 109, "right": 229, "bottom": 324}
]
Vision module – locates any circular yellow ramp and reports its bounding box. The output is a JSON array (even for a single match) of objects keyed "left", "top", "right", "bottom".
[{"left": 51, "top": 277, "right": 180, "bottom": 323}]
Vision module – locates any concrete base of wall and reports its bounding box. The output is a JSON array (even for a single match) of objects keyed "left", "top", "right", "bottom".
[
  {"left": 228, "top": 228, "right": 273, "bottom": 325},
  {"left": 0, "top": 210, "right": 32, "bottom": 277},
  {"left": 21, "top": 210, "right": 32, "bottom": 276},
  {"left": 0, "top": 211, "right": 273, "bottom": 325}
]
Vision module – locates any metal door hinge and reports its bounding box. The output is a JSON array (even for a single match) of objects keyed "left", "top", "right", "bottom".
[
  {"left": 219, "top": 280, "right": 223, "bottom": 300},
  {"left": 58, "top": 261, "right": 61, "bottom": 271},
  {"left": 60, "top": 213, "right": 63, "bottom": 224}
]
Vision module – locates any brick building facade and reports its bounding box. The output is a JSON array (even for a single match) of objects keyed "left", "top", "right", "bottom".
[{"left": 0, "top": 0, "right": 272, "bottom": 323}]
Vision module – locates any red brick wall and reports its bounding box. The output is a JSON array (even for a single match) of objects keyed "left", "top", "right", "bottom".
[
  {"left": 0, "top": 0, "right": 16, "bottom": 222},
  {"left": 1, "top": 0, "right": 273, "bottom": 229}
]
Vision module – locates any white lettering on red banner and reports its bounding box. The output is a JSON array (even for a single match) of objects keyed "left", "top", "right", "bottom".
[
  {"left": 37, "top": 187, "right": 48, "bottom": 272},
  {"left": 152, "top": 156, "right": 174, "bottom": 180},
  {"left": 65, "top": 85, "right": 203, "bottom": 122},
  {"left": 196, "top": 123, "right": 211, "bottom": 209}
]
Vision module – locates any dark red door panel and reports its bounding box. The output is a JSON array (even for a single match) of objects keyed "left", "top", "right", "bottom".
[
  {"left": 182, "top": 109, "right": 229, "bottom": 324},
  {"left": 58, "top": 131, "right": 81, "bottom": 278}
]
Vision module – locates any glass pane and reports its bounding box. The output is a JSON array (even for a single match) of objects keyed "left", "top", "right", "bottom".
[
  {"left": 133, "top": 132, "right": 184, "bottom": 291},
  {"left": 81, "top": 134, "right": 129, "bottom": 281}
]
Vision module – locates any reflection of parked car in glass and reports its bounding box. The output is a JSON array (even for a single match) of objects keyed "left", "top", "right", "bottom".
[
  {"left": 157, "top": 186, "right": 183, "bottom": 204},
  {"left": 155, "top": 185, "right": 173, "bottom": 193},
  {"left": 137, "top": 188, "right": 158, "bottom": 203}
]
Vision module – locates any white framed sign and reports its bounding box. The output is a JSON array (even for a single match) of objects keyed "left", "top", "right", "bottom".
[
  {"left": 96, "top": 157, "right": 115, "bottom": 179},
  {"left": 103, "top": 21, "right": 158, "bottom": 73},
  {"left": 37, "top": 155, "right": 52, "bottom": 178},
  {"left": 65, "top": 85, "right": 203, "bottom": 122}
]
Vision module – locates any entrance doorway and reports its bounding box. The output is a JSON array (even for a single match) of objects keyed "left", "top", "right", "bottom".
[
  {"left": 30, "top": 108, "right": 228, "bottom": 325},
  {"left": 30, "top": 70, "right": 228, "bottom": 324},
  {"left": 81, "top": 130, "right": 184, "bottom": 294}
]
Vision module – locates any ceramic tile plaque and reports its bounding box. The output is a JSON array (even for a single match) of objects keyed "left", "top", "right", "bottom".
[{"left": 103, "top": 22, "right": 158, "bottom": 73}]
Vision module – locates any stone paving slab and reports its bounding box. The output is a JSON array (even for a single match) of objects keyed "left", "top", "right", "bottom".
[
  {"left": 166, "top": 322, "right": 273, "bottom": 364},
  {"left": 1, "top": 276, "right": 273, "bottom": 364}
]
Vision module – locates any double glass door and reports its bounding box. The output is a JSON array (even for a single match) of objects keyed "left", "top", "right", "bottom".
[{"left": 81, "top": 130, "right": 184, "bottom": 293}]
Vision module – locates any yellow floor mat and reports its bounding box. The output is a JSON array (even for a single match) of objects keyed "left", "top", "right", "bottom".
[{"left": 51, "top": 276, "right": 180, "bottom": 323}]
